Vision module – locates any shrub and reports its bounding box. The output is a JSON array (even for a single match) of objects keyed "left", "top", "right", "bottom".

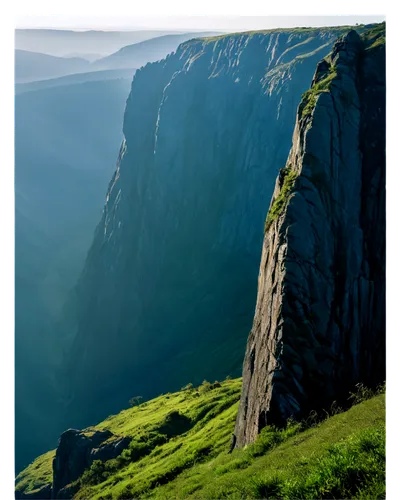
[
  {"left": 80, "top": 460, "right": 108, "bottom": 485},
  {"left": 198, "top": 380, "right": 212, "bottom": 394},
  {"left": 128, "top": 396, "right": 143, "bottom": 407},
  {"left": 157, "top": 411, "right": 192, "bottom": 437},
  {"left": 210, "top": 380, "right": 221, "bottom": 389},
  {"left": 349, "top": 383, "right": 376, "bottom": 405},
  {"left": 181, "top": 383, "right": 194, "bottom": 391},
  {"left": 377, "top": 381, "right": 386, "bottom": 394},
  {"left": 300, "top": 65, "right": 337, "bottom": 118},
  {"left": 329, "top": 400, "right": 343, "bottom": 416},
  {"left": 130, "top": 433, "right": 168, "bottom": 461},
  {"left": 264, "top": 168, "right": 297, "bottom": 232}
]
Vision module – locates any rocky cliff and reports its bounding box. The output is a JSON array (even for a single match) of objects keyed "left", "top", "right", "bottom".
[
  {"left": 60, "top": 26, "right": 371, "bottom": 432},
  {"left": 235, "top": 25, "right": 385, "bottom": 446}
]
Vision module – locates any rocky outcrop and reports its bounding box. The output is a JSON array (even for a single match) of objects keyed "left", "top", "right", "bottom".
[
  {"left": 61, "top": 26, "right": 359, "bottom": 432},
  {"left": 16, "top": 427, "right": 132, "bottom": 499},
  {"left": 235, "top": 26, "right": 385, "bottom": 446},
  {"left": 52, "top": 428, "right": 131, "bottom": 498}
]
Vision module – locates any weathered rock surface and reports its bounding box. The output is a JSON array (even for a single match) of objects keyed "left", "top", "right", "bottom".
[
  {"left": 61, "top": 26, "right": 358, "bottom": 431},
  {"left": 52, "top": 428, "right": 131, "bottom": 498},
  {"left": 90, "top": 435, "right": 132, "bottom": 463},
  {"left": 235, "top": 26, "right": 385, "bottom": 446}
]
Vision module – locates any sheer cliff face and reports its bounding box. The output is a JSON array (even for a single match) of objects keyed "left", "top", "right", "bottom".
[
  {"left": 63, "top": 28, "right": 356, "bottom": 426},
  {"left": 235, "top": 27, "right": 385, "bottom": 447}
]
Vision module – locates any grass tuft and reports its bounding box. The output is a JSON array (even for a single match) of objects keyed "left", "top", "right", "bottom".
[
  {"left": 300, "top": 66, "right": 337, "bottom": 119},
  {"left": 265, "top": 168, "right": 298, "bottom": 232}
]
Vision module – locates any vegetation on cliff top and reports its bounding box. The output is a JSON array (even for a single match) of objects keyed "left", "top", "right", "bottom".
[
  {"left": 362, "top": 22, "right": 386, "bottom": 50},
  {"left": 298, "top": 22, "right": 385, "bottom": 120},
  {"left": 16, "top": 379, "right": 385, "bottom": 499},
  {"left": 199, "top": 25, "right": 363, "bottom": 43}
]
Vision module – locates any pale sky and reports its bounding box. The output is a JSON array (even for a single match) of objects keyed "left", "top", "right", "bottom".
[{"left": 16, "top": 15, "right": 385, "bottom": 32}]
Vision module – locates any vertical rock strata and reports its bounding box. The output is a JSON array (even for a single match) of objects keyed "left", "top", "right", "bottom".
[
  {"left": 62, "top": 27, "right": 352, "bottom": 428},
  {"left": 235, "top": 27, "right": 385, "bottom": 446}
]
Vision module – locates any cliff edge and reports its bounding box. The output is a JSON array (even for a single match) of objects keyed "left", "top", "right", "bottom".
[{"left": 235, "top": 25, "right": 385, "bottom": 446}]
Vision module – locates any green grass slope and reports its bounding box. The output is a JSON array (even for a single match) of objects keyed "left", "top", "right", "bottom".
[
  {"left": 15, "top": 450, "right": 55, "bottom": 496},
  {"left": 15, "top": 379, "right": 385, "bottom": 499}
]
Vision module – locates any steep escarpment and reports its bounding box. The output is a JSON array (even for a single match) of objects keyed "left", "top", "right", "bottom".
[
  {"left": 235, "top": 25, "right": 385, "bottom": 446},
  {"left": 60, "top": 27, "right": 357, "bottom": 430}
]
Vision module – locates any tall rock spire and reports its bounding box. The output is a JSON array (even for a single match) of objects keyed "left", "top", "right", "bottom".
[{"left": 235, "top": 26, "right": 386, "bottom": 447}]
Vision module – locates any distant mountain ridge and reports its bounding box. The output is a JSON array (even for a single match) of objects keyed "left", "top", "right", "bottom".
[
  {"left": 15, "top": 29, "right": 200, "bottom": 58},
  {"left": 15, "top": 68, "right": 136, "bottom": 94},
  {"left": 92, "top": 32, "right": 222, "bottom": 70},
  {"left": 15, "top": 32, "right": 221, "bottom": 83},
  {"left": 15, "top": 49, "right": 90, "bottom": 83}
]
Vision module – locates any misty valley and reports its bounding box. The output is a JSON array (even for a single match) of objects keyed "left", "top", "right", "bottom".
[{"left": 14, "top": 21, "right": 386, "bottom": 500}]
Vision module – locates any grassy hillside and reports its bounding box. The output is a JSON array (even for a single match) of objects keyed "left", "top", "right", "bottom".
[{"left": 16, "top": 379, "right": 385, "bottom": 499}]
